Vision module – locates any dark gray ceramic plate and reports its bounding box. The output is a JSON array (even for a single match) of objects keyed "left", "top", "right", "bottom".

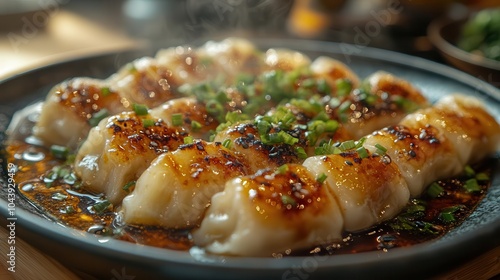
[{"left": 1, "top": 39, "right": 499, "bottom": 280}]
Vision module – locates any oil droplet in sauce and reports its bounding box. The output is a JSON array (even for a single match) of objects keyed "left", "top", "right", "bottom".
[
  {"left": 21, "top": 149, "right": 45, "bottom": 162},
  {"left": 20, "top": 182, "right": 34, "bottom": 192},
  {"left": 4, "top": 137, "right": 497, "bottom": 257},
  {"left": 25, "top": 135, "right": 44, "bottom": 146}
]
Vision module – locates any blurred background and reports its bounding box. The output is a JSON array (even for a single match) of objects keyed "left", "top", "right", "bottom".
[{"left": 0, "top": 0, "right": 498, "bottom": 84}]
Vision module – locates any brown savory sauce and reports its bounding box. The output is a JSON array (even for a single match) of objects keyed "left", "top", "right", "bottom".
[{"left": 5, "top": 138, "right": 494, "bottom": 257}]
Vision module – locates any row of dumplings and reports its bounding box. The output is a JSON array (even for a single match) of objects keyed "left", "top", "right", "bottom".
[{"left": 32, "top": 38, "right": 500, "bottom": 256}]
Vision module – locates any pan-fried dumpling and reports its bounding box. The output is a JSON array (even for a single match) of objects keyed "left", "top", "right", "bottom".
[
  {"left": 193, "top": 94, "right": 500, "bottom": 256},
  {"left": 74, "top": 111, "right": 185, "bottom": 204},
  {"left": 121, "top": 140, "right": 248, "bottom": 228},
  {"left": 192, "top": 164, "right": 344, "bottom": 256},
  {"left": 33, "top": 78, "right": 128, "bottom": 149}
]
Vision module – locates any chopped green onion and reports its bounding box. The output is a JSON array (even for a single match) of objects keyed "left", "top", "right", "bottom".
[
  {"left": 278, "top": 111, "right": 296, "bottom": 129},
  {"left": 209, "top": 131, "right": 216, "bottom": 142},
  {"left": 58, "top": 167, "right": 70, "bottom": 178},
  {"left": 63, "top": 205, "right": 75, "bottom": 214},
  {"left": 339, "top": 100, "right": 352, "bottom": 113},
  {"left": 184, "top": 136, "right": 194, "bottom": 144},
  {"left": 338, "top": 100, "right": 352, "bottom": 123},
  {"left": 316, "top": 173, "right": 328, "bottom": 184},
  {"left": 88, "top": 109, "right": 109, "bottom": 127},
  {"left": 215, "top": 122, "right": 230, "bottom": 133},
  {"left": 442, "top": 205, "right": 463, "bottom": 213},
  {"left": 215, "top": 90, "right": 230, "bottom": 104},
  {"left": 191, "top": 120, "right": 202, "bottom": 131},
  {"left": 427, "top": 182, "right": 444, "bottom": 198},
  {"left": 264, "top": 133, "right": 281, "bottom": 144},
  {"left": 313, "top": 110, "right": 330, "bottom": 122},
  {"left": 316, "top": 79, "right": 331, "bottom": 94},
  {"left": 50, "top": 145, "right": 69, "bottom": 159},
  {"left": 375, "top": 143, "right": 387, "bottom": 155},
  {"left": 256, "top": 119, "right": 271, "bottom": 135},
  {"left": 236, "top": 73, "right": 253, "bottom": 85},
  {"left": 306, "top": 130, "right": 319, "bottom": 146},
  {"left": 122, "top": 181, "right": 136, "bottom": 192},
  {"left": 52, "top": 192, "right": 68, "bottom": 201},
  {"left": 406, "top": 204, "right": 426, "bottom": 214},
  {"left": 281, "top": 194, "right": 297, "bottom": 207},
  {"left": 439, "top": 212, "right": 455, "bottom": 223},
  {"left": 277, "top": 164, "right": 289, "bottom": 174},
  {"left": 339, "top": 140, "right": 356, "bottom": 151},
  {"left": 464, "top": 165, "right": 475, "bottom": 177},
  {"left": 324, "top": 120, "right": 338, "bottom": 133},
  {"left": 72, "top": 182, "right": 82, "bottom": 190},
  {"left": 294, "top": 146, "right": 308, "bottom": 159},
  {"left": 290, "top": 99, "right": 320, "bottom": 114},
  {"left": 101, "top": 87, "right": 112, "bottom": 96},
  {"left": 314, "top": 140, "right": 338, "bottom": 155},
  {"left": 359, "top": 91, "right": 378, "bottom": 106},
  {"left": 205, "top": 100, "right": 224, "bottom": 118},
  {"left": 65, "top": 154, "right": 76, "bottom": 164},
  {"left": 222, "top": 139, "right": 232, "bottom": 149},
  {"left": 142, "top": 119, "right": 155, "bottom": 128},
  {"left": 263, "top": 131, "right": 299, "bottom": 145},
  {"left": 393, "top": 96, "right": 419, "bottom": 113},
  {"left": 301, "top": 78, "right": 316, "bottom": 88},
  {"left": 356, "top": 146, "right": 369, "bottom": 159},
  {"left": 62, "top": 172, "right": 77, "bottom": 185},
  {"left": 464, "top": 178, "right": 481, "bottom": 193},
  {"left": 388, "top": 199, "right": 439, "bottom": 234},
  {"left": 282, "top": 133, "right": 299, "bottom": 145},
  {"left": 44, "top": 175, "right": 56, "bottom": 188},
  {"left": 133, "top": 104, "right": 149, "bottom": 116},
  {"left": 225, "top": 111, "right": 245, "bottom": 124},
  {"left": 439, "top": 205, "right": 463, "bottom": 223},
  {"left": 296, "top": 87, "right": 313, "bottom": 100},
  {"left": 335, "top": 79, "right": 352, "bottom": 97},
  {"left": 93, "top": 200, "right": 112, "bottom": 214},
  {"left": 171, "top": 113, "right": 183, "bottom": 126},
  {"left": 308, "top": 120, "right": 326, "bottom": 135},
  {"left": 355, "top": 137, "right": 367, "bottom": 148},
  {"left": 475, "top": 172, "right": 489, "bottom": 181},
  {"left": 43, "top": 165, "right": 77, "bottom": 187}
]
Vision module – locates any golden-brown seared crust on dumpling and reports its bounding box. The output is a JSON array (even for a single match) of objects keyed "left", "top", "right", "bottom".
[
  {"left": 74, "top": 111, "right": 187, "bottom": 204},
  {"left": 110, "top": 57, "right": 183, "bottom": 108},
  {"left": 400, "top": 94, "right": 500, "bottom": 165},
  {"left": 304, "top": 150, "right": 410, "bottom": 231},
  {"left": 104, "top": 112, "right": 186, "bottom": 157},
  {"left": 364, "top": 124, "right": 461, "bottom": 196},
  {"left": 149, "top": 97, "right": 218, "bottom": 139},
  {"left": 326, "top": 71, "right": 430, "bottom": 139},
  {"left": 121, "top": 140, "right": 248, "bottom": 228},
  {"left": 193, "top": 164, "right": 344, "bottom": 256},
  {"left": 242, "top": 164, "right": 333, "bottom": 219},
  {"left": 214, "top": 122, "right": 300, "bottom": 172},
  {"left": 33, "top": 78, "right": 129, "bottom": 148}
]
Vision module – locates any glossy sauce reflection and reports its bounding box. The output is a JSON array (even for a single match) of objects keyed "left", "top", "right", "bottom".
[{"left": 6, "top": 139, "right": 493, "bottom": 256}]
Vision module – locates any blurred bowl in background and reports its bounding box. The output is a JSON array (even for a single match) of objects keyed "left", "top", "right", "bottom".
[{"left": 428, "top": 14, "right": 500, "bottom": 86}]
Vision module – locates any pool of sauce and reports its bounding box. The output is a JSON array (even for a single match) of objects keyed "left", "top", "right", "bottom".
[{"left": 5, "top": 140, "right": 493, "bottom": 257}]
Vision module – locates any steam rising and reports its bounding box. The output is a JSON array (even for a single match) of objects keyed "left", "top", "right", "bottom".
[{"left": 123, "top": 0, "right": 293, "bottom": 45}]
